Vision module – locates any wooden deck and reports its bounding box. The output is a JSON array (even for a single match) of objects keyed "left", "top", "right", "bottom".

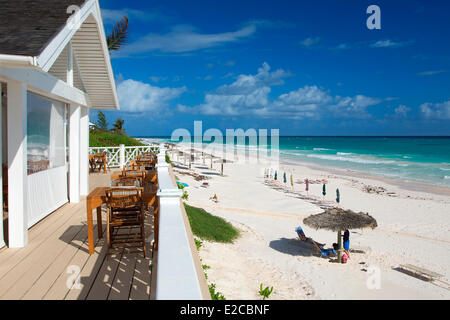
[{"left": 0, "top": 172, "right": 155, "bottom": 300}]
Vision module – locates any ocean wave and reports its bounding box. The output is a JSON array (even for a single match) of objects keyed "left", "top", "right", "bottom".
[
  {"left": 306, "top": 153, "right": 395, "bottom": 165},
  {"left": 313, "top": 148, "right": 330, "bottom": 151},
  {"left": 444, "top": 176, "right": 450, "bottom": 180},
  {"left": 337, "top": 152, "right": 353, "bottom": 155},
  {"left": 439, "top": 167, "right": 450, "bottom": 171}
]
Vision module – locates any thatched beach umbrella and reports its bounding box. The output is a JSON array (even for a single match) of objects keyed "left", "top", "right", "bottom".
[
  {"left": 303, "top": 207, "right": 377, "bottom": 263},
  {"left": 322, "top": 183, "right": 326, "bottom": 199}
]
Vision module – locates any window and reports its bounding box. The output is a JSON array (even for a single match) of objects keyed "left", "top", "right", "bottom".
[{"left": 27, "top": 92, "right": 66, "bottom": 175}]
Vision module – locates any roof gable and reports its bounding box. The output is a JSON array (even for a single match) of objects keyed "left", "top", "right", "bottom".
[
  {"left": 0, "top": 0, "right": 119, "bottom": 110},
  {"left": 0, "top": 0, "right": 86, "bottom": 56}
]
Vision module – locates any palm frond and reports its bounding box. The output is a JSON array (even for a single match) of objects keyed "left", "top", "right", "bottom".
[{"left": 107, "top": 16, "right": 128, "bottom": 51}]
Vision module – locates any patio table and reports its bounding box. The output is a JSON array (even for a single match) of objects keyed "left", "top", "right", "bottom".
[{"left": 86, "top": 184, "right": 158, "bottom": 254}]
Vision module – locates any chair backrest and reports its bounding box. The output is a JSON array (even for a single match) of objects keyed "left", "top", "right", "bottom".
[
  {"left": 136, "top": 159, "right": 156, "bottom": 168},
  {"left": 105, "top": 187, "right": 143, "bottom": 209},
  {"left": 121, "top": 169, "right": 146, "bottom": 179},
  {"left": 111, "top": 176, "right": 142, "bottom": 187}
]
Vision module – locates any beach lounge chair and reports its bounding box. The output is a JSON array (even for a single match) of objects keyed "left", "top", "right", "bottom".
[
  {"left": 295, "top": 226, "right": 326, "bottom": 254},
  {"left": 201, "top": 182, "right": 210, "bottom": 188}
]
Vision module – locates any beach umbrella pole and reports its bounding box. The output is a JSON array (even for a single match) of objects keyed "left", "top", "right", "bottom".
[{"left": 337, "top": 230, "right": 342, "bottom": 263}]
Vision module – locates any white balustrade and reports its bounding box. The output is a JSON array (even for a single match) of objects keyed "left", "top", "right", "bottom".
[{"left": 88, "top": 144, "right": 160, "bottom": 168}]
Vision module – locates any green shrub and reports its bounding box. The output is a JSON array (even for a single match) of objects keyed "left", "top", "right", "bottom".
[{"left": 184, "top": 204, "right": 239, "bottom": 243}]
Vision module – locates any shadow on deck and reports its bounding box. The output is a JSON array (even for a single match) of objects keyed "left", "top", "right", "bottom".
[{"left": 0, "top": 171, "right": 155, "bottom": 300}]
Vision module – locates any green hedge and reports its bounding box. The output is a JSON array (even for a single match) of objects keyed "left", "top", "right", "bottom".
[{"left": 89, "top": 131, "right": 145, "bottom": 147}]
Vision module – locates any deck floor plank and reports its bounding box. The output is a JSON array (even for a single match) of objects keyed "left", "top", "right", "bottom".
[
  {"left": 21, "top": 224, "right": 90, "bottom": 300},
  {"left": 0, "top": 203, "right": 80, "bottom": 280},
  {"left": 0, "top": 205, "right": 86, "bottom": 299}
]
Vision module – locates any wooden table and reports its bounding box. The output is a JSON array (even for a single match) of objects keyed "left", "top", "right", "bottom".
[{"left": 86, "top": 185, "right": 159, "bottom": 255}]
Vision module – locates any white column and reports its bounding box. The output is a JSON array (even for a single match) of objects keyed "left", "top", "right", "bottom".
[
  {"left": 0, "top": 84, "right": 4, "bottom": 248},
  {"left": 69, "top": 104, "right": 80, "bottom": 203},
  {"left": 79, "top": 107, "right": 89, "bottom": 196},
  {"left": 119, "top": 144, "right": 125, "bottom": 168},
  {"left": 7, "top": 81, "right": 28, "bottom": 247}
]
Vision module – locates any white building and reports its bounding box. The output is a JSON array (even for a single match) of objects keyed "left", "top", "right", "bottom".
[{"left": 0, "top": 0, "right": 119, "bottom": 248}]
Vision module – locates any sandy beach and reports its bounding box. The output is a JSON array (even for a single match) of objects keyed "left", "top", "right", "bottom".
[{"left": 171, "top": 145, "right": 450, "bottom": 300}]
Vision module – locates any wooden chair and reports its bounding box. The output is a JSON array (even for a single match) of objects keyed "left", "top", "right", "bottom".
[
  {"left": 105, "top": 187, "right": 146, "bottom": 257},
  {"left": 111, "top": 175, "right": 143, "bottom": 187},
  {"left": 121, "top": 169, "right": 146, "bottom": 181},
  {"left": 123, "top": 162, "right": 141, "bottom": 171},
  {"left": 136, "top": 159, "right": 156, "bottom": 170},
  {"left": 89, "top": 152, "right": 107, "bottom": 173}
]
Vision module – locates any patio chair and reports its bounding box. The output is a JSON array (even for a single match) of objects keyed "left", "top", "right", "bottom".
[
  {"left": 121, "top": 169, "right": 146, "bottom": 181},
  {"left": 111, "top": 175, "right": 142, "bottom": 187},
  {"left": 105, "top": 187, "right": 146, "bottom": 257},
  {"left": 136, "top": 159, "right": 156, "bottom": 170},
  {"left": 89, "top": 152, "right": 107, "bottom": 172}
]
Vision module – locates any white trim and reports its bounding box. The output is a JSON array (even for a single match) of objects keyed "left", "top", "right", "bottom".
[
  {"left": 0, "top": 67, "right": 91, "bottom": 107},
  {"left": 0, "top": 54, "right": 38, "bottom": 69},
  {"left": 67, "top": 42, "right": 73, "bottom": 87}
]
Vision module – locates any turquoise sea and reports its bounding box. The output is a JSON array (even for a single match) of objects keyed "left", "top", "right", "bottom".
[{"left": 137, "top": 136, "right": 450, "bottom": 188}]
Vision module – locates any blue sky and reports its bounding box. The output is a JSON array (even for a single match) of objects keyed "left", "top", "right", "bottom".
[{"left": 96, "top": 0, "right": 450, "bottom": 136}]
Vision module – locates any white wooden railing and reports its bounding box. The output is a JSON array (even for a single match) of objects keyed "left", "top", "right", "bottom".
[
  {"left": 88, "top": 144, "right": 160, "bottom": 168},
  {"left": 155, "top": 145, "right": 207, "bottom": 300}
]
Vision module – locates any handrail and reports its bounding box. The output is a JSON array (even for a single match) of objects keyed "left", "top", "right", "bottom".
[{"left": 154, "top": 145, "right": 208, "bottom": 300}]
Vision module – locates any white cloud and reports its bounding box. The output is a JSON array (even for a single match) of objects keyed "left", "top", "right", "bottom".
[
  {"left": 178, "top": 63, "right": 380, "bottom": 119},
  {"left": 327, "top": 95, "right": 381, "bottom": 119},
  {"left": 394, "top": 105, "right": 411, "bottom": 117},
  {"left": 117, "top": 23, "right": 257, "bottom": 55},
  {"left": 420, "top": 100, "right": 450, "bottom": 119},
  {"left": 300, "top": 37, "right": 320, "bottom": 47},
  {"left": 117, "top": 79, "right": 186, "bottom": 113},
  {"left": 417, "top": 70, "right": 446, "bottom": 76},
  {"left": 370, "top": 39, "right": 413, "bottom": 48}
]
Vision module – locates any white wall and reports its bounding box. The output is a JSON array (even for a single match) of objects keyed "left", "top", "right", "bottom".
[{"left": 0, "top": 83, "right": 4, "bottom": 248}]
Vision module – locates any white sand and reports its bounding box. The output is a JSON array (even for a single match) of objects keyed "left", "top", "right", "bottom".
[{"left": 172, "top": 146, "right": 450, "bottom": 300}]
